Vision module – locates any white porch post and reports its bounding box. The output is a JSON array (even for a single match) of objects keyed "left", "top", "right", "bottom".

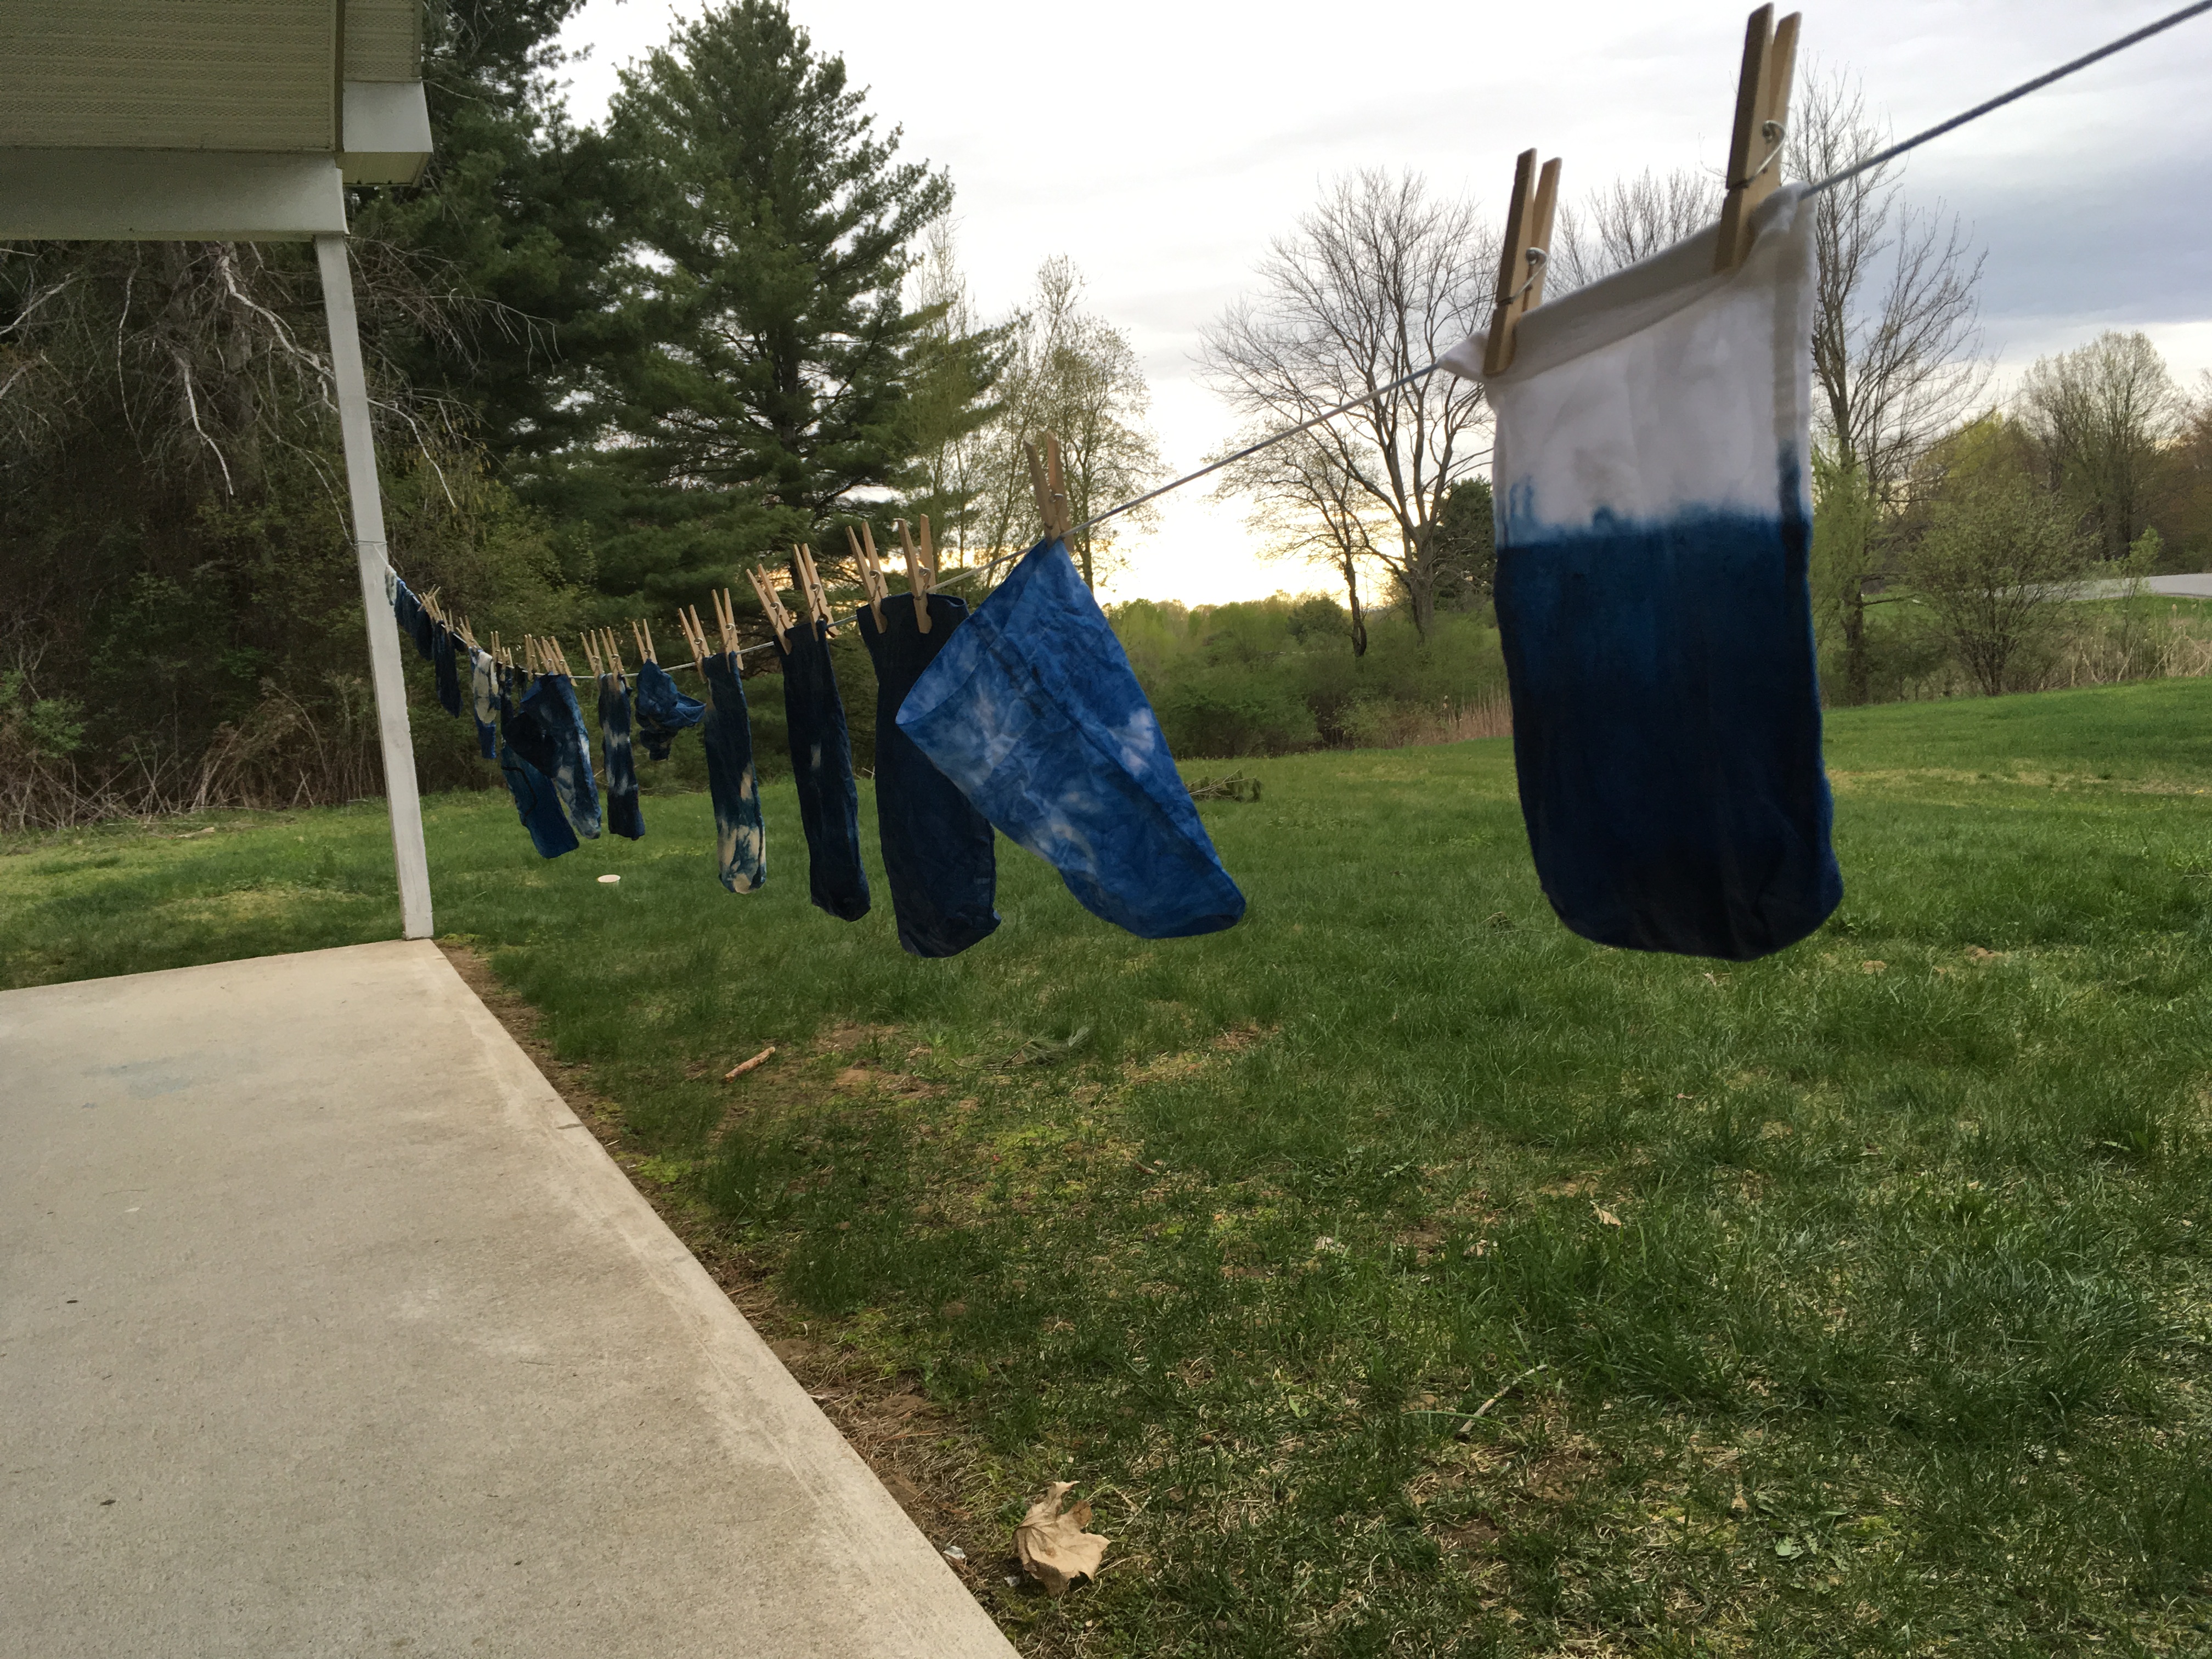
[{"left": 315, "top": 232, "right": 433, "bottom": 940}]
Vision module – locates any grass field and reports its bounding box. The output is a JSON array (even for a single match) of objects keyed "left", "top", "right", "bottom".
[{"left": 7, "top": 681, "right": 2212, "bottom": 1656}]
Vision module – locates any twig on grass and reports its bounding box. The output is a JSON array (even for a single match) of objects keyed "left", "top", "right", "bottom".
[{"left": 724, "top": 1045, "right": 776, "bottom": 1080}]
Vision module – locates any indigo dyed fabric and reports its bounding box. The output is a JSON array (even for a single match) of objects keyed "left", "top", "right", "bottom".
[
  {"left": 859, "top": 595, "right": 998, "bottom": 957},
  {"left": 497, "top": 682, "right": 579, "bottom": 859},
  {"left": 901, "top": 543, "right": 1242, "bottom": 940},
  {"left": 780, "top": 621, "right": 869, "bottom": 921},
  {"left": 634, "top": 661, "right": 706, "bottom": 761},
  {"left": 598, "top": 674, "right": 645, "bottom": 841},
  {"left": 1437, "top": 183, "right": 1840, "bottom": 961},
  {"left": 699, "top": 652, "right": 766, "bottom": 893},
  {"left": 504, "top": 672, "right": 602, "bottom": 839},
  {"left": 469, "top": 649, "right": 500, "bottom": 759},
  {"left": 393, "top": 578, "right": 430, "bottom": 659},
  {"left": 431, "top": 622, "right": 462, "bottom": 717}
]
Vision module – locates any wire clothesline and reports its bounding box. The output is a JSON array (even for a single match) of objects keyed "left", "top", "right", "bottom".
[{"left": 447, "top": 0, "right": 2212, "bottom": 682}]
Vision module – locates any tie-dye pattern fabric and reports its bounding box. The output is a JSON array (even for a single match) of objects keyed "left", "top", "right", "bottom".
[
  {"left": 469, "top": 649, "right": 500, "bottom": 759},
  {"left": 899, "top": 540, "right": 1244, "bottom": 940},
  {"left": 599, "top": 673, "right": 645, "bottom": 841},
  {"left": 780, "top": 620, "right": 868, "bottom": 921},
  {"left": 859, "top": 595, "right": 998, "bottom": 958},
  {"left": 1437, "top": 184, "right": 1839, "bottom": 961},
  {"left": 504, "top": 672, "right": 602, "bottom": 840},
  {"left": 430, "top": 622, "right": 463, "bottom": 718},
  {"left": 699, "top": 652, "right": 766, "bottom": 893},
  {"left": 633, "top": 661, "right": 707, "bottom": 761},
  {"left": 496, "top": 681, "right": 579, "bottom": 860}
]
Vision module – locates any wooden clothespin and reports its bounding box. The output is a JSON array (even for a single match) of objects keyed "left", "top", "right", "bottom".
[
  {"left": 523, "top": 635, "right": 539, "bottom": 677},
  {"left": 1025, "top": 434, "right": 1073, "bottom": 543},
  {"left": 600, "top": 627, "right": 624, "bottom": 679},
  {"left": 713, "top": 588, "right": 742, "bottom": 657},
  {"left": 578, "top": 631, "right": 603, "bottom": 678},
  {"left": 1483, "top": 148, "right": 1562, "bottom": 375},
  {"left": 846, "top": 524, "right": 888, "bottom": 630},
  {"left": 789, "top": 544, "right": 835, "bottom": 635},
  {"left": 455, "top": 616, "right": 477, "bottom": 652},
  {"left": 1714, "top": 5, "right": 1801, "bottom": 273},
  {"left": 746, "top": 563, "right": 795, "bottom": 652},
  {"left": 895, "top": 516, "right": 936, "bottom": 634},
  {"left": 631, "top": 618, "right": 656, "bottom": 666},
  {"left": 679, "top": 605, "right": 710, "bottom": 667}
]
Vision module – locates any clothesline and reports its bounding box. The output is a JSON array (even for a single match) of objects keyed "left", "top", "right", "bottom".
[{"left": 414, "top": 0, "right": 2211, "bottom": 685}]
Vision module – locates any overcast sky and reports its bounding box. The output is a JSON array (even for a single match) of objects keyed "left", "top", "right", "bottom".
[{"left": 551, "top": 0, "right": 2212, "bottom": 604}]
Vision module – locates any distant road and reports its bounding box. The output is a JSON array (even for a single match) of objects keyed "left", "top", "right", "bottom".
[{"left": 2078, "top": 574, "right": 2212, "bottom": 600}]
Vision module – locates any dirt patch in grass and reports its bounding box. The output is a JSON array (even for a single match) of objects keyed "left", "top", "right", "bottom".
[{"left": 433, "top": 940, "right": 1011, "bottom": 1609}]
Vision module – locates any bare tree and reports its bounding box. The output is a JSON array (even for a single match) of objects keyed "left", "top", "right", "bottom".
[
  {"left": 970, "top": 257, "right": 1163, "bottom": 588},
  {"left": 1552, "top": 167, "right": 1720, "bottom": 290},
  {"left": 1788, "top": 69, "right": 1987, "bottom": 703},
  {"left": 2018, "top": 330, "right": 2181, "bottom": 562},
  {"left": 1201, "top": 170, "right": 1494, "bottom": 640},
  {"left": 901, "top": 222, "right": 1012, "bottom": 569}
]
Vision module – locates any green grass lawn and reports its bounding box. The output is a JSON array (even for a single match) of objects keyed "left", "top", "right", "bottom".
[{"left": 7, "top": 680, "right": 2212, "bottom": 1656}]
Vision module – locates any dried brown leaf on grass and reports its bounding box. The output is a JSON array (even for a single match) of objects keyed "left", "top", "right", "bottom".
[
  {"left": 724, "top": 1045, "right": 775, "bottom": 1080},
  {"left": 1015, "top": 1481, "right": 1110, "bottom": 1595}
]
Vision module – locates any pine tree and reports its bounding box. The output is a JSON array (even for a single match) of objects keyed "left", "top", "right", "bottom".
[{"left": 586, "top": 0, "right": 955, "bottom": 600}]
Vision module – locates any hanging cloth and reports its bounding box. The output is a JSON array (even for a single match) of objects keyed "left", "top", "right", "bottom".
[
  {"left": 778, "top": 620, "right": 869, "bottom": 921},
  {"left": 633, "top": 660, "right": 707, "bottom": 761},
  {"left": 431, "top": 620, "right": 463, "bottom": 718},
  {"left": 598, "top": 672, "right": 645, "bottom": 841},
  {"left": 468, "top": 648, "right": 500, "bottom": 759},
  {"left": 392, "top": 577, "right": 434, "bottom": 662},
  {"left": 899, "top": 541, "right": 1243, "bottom": 940},
  {"left": 496, "top": 673, "right": 579, "bottom": 860},
  {"left": 1437, "top": 183, "right": 1840, "bottom": 960},
  {"left": 699, "top": 651, "right": 766, "bottom": 893},
  {"left": 504, "top": 670, "right": 602, "bottom": 839},
  {"left": 858, "top": 594, "right": 998, "bottom": 957}
]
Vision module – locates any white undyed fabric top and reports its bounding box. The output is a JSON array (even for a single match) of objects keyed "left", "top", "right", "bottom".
[{"left": 1441, "top": 185, "right": 1816, "bottom": 545}]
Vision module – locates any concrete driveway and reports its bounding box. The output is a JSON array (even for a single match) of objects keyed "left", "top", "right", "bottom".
[{"left": 0, "top": 940, "right": 1014, "bottom": 1659}]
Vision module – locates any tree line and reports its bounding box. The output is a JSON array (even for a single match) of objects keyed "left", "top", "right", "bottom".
[
  {"left": 0, "top": 0, "right": 1162, "bottom": 827},
  {"left": 6, "top": 7, "right": 2210, "bottom": 823}
]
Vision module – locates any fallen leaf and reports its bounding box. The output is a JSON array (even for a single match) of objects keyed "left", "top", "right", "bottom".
[
  {"left": 1860, "top": 960, "right": 1887, "bottom": 975},
  {"left": 1015, "top": 1481, "right": 1109, "bottom": 1595},
  {"left": 723, "top": 1044, "right": 775, "bottom": 1080},
  {"left": 1592, "top": 1205, "right": 1622, "bottom": 1227}
]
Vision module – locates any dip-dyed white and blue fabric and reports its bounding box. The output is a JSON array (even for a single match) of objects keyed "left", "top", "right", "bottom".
[
  {"left": 899, "top": 538, "right": 1244, "bottom": 940},
  {"left": 1440, "top": 184, "right": 1840, "bottom": 961}
]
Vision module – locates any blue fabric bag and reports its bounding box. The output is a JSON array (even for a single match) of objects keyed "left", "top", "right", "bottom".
[
  {"left": 496, "top": 676, "right": 579, "bottom": 859},
  {"left": 859, "top": 594, "right": 998, "bottom": 957},
  {"left": 899, "top": 540, "right": 1244, "bottom": 940},
  {"left": 1437, "top": 185, "right": 1841, "bottom": 960},
  {"left": 599, "top": 673, "right": 645, "bottom": 841},
  {"left": 780, "top": 620, "right": 868, "bottom": 921},
  {"left": 633, "top": 661, "right": 706, "bottom": 761},
  {"left": 504, "top": 671, "right": 602, "bottom": 839},
  {"left": 699, "top": 652, "right": 766, "bottom": 893}
]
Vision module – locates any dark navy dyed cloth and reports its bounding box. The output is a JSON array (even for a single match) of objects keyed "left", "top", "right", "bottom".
[
  {"left": 431, "top": 622, "right": 462, "bottom": 717},
  {"left": 599, "top": 674, "right": 644, "bottom": 840},
  {"left": 497, "top": 680, "right": 579, "bottom": 859},
  {"left": 633, "top": 660, "right": 706, "bottom": 761},
  {"left": 1496, "top": 511, "right": 1839, "bottom": 959},
  {"left": 504, "top": 672, "right": 602, "bottom": 839},
  {"left": 699, "top": 652, "right": 765, "bottom": 893},
  {"left": 900, "top": 540, "right": 1242, "bottom": 941},
  {"left": 780, "top": 621, "right": 868, "bottom": 921},
  {"left": 468, "top": 648, "right": 500, "bottom": 759},
  {"left": 393, "top": 578, "right": 433, "bottom": 661},
  {"left": 859, "top": 594, "right": 998, "bottom": 958}
]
